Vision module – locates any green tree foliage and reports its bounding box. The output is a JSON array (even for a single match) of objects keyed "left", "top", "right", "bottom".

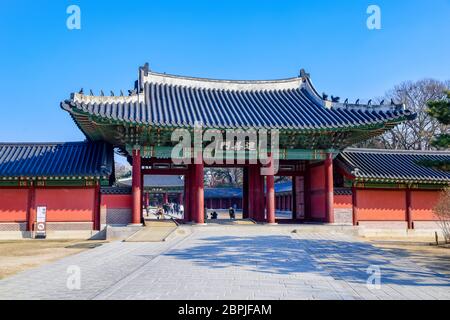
[
  {"left": 417, "top": 90, "right": 450, "bottom": 171},
  {"left": 427, "top": 90, "right": 450, "bottom": 149}
]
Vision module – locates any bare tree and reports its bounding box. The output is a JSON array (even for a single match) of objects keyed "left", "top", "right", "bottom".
[
  {"left": 434, "top": 189, "right": 450, "bottom": 243},
  {"left": 205, "top": 168, "right": 243, "bottom": 187},
  {"left": 115, "top": 162, "right": 131, "bottom": 179},
  {"left": 361, "top": 79, "right": 450, "bottom": 150}
]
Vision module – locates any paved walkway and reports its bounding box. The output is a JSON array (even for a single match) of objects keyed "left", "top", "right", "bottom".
[{"left": 0, "top": 225, "right": 449, "bottom": 300}]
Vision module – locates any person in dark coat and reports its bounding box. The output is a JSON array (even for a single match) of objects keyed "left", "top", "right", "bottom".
[{"left": 229, "top": 207, "right": 235, "bottom": 220}]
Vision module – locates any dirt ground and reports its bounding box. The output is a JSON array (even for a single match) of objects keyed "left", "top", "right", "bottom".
[
  {"left": 367, "top": 239, "right": 450, "bottom": 276},
  {"left": 0, "top": 240, "right": 106, "bottom": 280}
]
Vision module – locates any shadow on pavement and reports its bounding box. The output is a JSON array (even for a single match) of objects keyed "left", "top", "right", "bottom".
[{"left": 164, "top": 235, "right": 450, "bottom": 287}]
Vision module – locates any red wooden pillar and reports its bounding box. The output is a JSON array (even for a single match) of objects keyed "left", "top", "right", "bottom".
[
  {"left": 258, "top": 168, "right": 265, "bottom": 221},
  {"left": 178, "top": 192, "right": 183, "bottom": 205},
  {"left": 192, "top": 155, "right": 204, "bottom": 224},
  {"left": 93, "top": 182, "right": 101, "bottom": 230},
  {"left": 406, "top": 188, "right": 413, "bottom": 229},
  {"left": 142, "top": 192, "right": 147, "bottom": 208},
  {"left": 27, "top": 184, "right": 36, "bottom": 232},
  {"left": 163, "top": 192, "right": 169, "bottom": 204},
  {"left": 248, "top": 165, "right": 255, "bottom": 219},
  {"left": 184, "top": 170, "right": 191, "bottom": 221},
  {"left": 253, "top": 165, "right": 264, "bottom": 221},
  {"left": 242, "top": 167, "right": 249, "bottom": 218},
  {"left": 266, "top": 173, "right": 276, "bottom": 224},
  {"left": 304, "top": 161, "right": 311, "bottom": 221},
  {"left": 324, "top": 153, "right": 334, "bottom": 223},
  {"left": 292, "top": 176, "right": 297, "bottom": 219},
  {"left": 351, "top": 186, "right": 357, "bottom": 226},
  {"left": 131, "top": 148, "right": 142, "bottom": 225},
  {"left": 188, "top": 164, "right": 195, "bottom": 221}
]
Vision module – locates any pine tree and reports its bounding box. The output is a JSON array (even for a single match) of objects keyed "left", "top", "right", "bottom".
[
  {"left": 427, "top": 90, "right": 450, "bottom": 149},
  {"left": 422, "top": 90, "right": 450, "bottom": 171}
]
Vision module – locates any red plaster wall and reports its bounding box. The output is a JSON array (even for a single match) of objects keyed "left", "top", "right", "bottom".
[
  {"left": 410, "top": 190, "right": 440, "bottom": 221},
  {"left": 356, "top": 189, "right": 406, "bottom": 221},
  {"left": 35, "top": 188, "right": 95, "bottom": 222},
  {"left": 334, "top": 194, "right": 352, "bottom": 208},
  {"left": 101, "top": 194, "right": 132, "bottom": 209},
  {"left": 0, "top": 188, "right": 28, "bottom": 222}
]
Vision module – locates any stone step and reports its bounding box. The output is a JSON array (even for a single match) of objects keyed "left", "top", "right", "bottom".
[
  {"left": 291, "top": 224, "right": 358, "bottom": 236},
  {"left": 204, "top": 219, "right": 256, "bottom": 225},
  {"left": 144, "top": 219, "right": 178, "bottom": 227},
  {"left": 125, "top": 224, "right": 178, "bottom": 242}
]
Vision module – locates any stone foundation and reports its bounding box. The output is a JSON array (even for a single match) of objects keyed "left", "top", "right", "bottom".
[{"left": 333, "top": 208, "right": 352, "bottom": 225}]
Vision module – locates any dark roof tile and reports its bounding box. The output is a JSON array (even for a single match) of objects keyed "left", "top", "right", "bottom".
[
  {"left": 338, "top": 148, "right": 450, "bottom": 184},
  {"left": 63, "top": 70, "right": 414, "bottom": 131},
  {"left": 0, "top": 142, "right": 113, "bottom": 178}
]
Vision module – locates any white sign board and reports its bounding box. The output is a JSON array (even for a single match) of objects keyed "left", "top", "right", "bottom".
[{"left": 35, "top": 206, "right": 47, "bottom": 239}]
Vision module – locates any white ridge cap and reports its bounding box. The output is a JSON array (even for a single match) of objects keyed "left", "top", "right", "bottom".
[
  {"left": 143, "top": 71, "right": 304, "bottom": 91},
  {"left": 343, "top": 147, "right": 450, "bottom": 155}
]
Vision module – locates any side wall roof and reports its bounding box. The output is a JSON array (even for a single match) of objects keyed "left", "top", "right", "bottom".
[
  {"left": 337, "top": 148, "right": 450, "bottom": 184},
  {"left": 0, "top": 141, "right": 114, "bottom": 178}
]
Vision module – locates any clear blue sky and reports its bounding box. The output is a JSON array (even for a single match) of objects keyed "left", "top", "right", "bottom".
[{"left": 0, "top": 0, "right": 449, "bottom": 142}]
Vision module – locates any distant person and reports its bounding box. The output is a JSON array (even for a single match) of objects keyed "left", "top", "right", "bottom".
[
  {"left": 179, "top": 204, "right": 184, "bottom": 216},
  {"left": 229, "top": 207, "right": 235, "bottom": 220},
  {"left": 156, "top": 206, "right": 164, "bottom": 220},
  {"left": 211, "top": 211, "right": 218, "bottom": 219}
]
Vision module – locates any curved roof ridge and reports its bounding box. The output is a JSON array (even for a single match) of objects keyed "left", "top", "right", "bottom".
[
  {"left": 143, "top": 70, "right": 304, "bottom": 91},
  {"left": 344, "top": 147, "right": 450, "bottom": 155},
  {"left": 0, "top": 141, "right": 89, "bottom": 146}
]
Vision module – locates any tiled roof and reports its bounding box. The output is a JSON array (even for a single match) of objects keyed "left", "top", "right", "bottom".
[
  {"left": 274, "top": 181, "right": 292, "bottom": 193},
  {"left": 334, "top": 188, "right": 352, "bottom": 195},
  {"left": 117, "top": 175, "right": 184, "bottom": 188},
  {"left": 0, "top": 142, "right": 113, "bottom": 178},
  {"left": 101, "top": 186, "right": 132, "bottom": 195},
  {"left": 205, "top": 187, "right": 242, "bottom": 199},
  {"left": 337, "top": 148, "right": 450, "bottom": 184},
  {"left": 62, "top": 64, "right": 414, "bottom": 132}
]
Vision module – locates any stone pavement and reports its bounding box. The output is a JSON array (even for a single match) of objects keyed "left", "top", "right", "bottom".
[{"left": 0, "top": 225, "right": 448, "bottom": 300}]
